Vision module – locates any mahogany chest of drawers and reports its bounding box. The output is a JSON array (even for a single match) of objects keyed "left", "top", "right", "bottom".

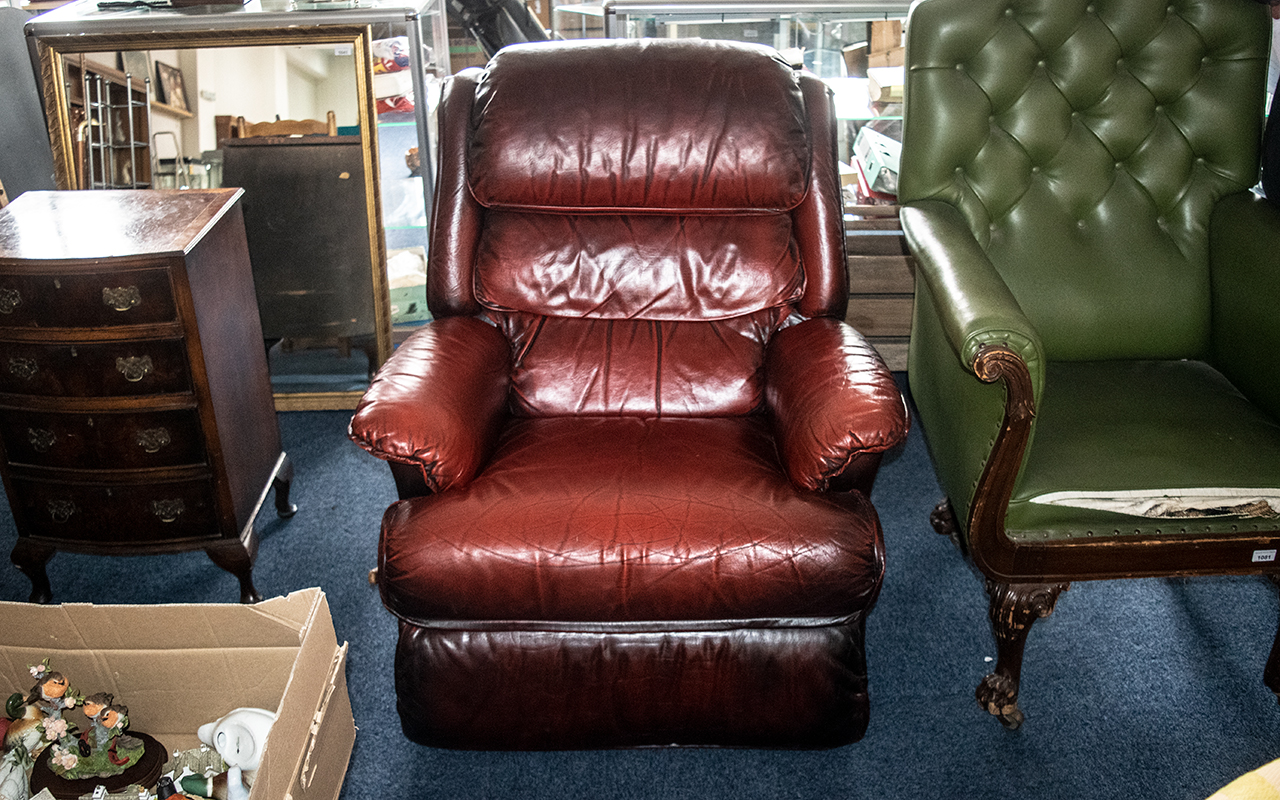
[{"left": 0, "top": 189, "right": 295, "bottom": 603}]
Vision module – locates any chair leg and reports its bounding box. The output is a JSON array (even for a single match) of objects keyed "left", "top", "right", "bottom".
[
  {"left": 1266, "top": 576, "right": 1280, "bottom": 703},
  {"left": 977, "top": 580, "right": 1068, "bottom": 730},
  {"left": 930, "top": 499, "right": 957, "bottom": 536}
]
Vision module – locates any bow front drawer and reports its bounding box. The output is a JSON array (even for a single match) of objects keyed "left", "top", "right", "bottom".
[
  {"left": 0, "top": 337, "right": 191, "bottom": 397},
  {"left": 0, "top": 267, "right": 178, "bottom": 329}
]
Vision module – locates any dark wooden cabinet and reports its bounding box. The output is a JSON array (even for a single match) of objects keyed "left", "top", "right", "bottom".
[
  {"left": 220, "top": 136, "right": 378, "bottom": 358},
  {"left": 0, "top": 189, "right": 295, "bottom": 603}
]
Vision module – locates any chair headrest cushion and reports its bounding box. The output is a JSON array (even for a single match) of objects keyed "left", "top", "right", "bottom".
[{"left": 467, "top": 39, "right": 812, "bottom": 213}]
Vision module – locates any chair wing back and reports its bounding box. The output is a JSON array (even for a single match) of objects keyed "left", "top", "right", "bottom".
[
  {"left": 900, "top": 0, "right": 1270, "bottom": 361},
  {"left": 427, "top": 38, "right": 848, "bottom": 417}
]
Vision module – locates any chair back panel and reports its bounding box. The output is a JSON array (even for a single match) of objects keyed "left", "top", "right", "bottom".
[
  {"left": 428, "top": 39, "right": 850, "bottom": 416},
  {"left": 474, "top": 210, "right": 804, "bottom": 321},
  {"left": 900, "top": 0, "right": 1270, "bottom": 360},
  {"left": 499, "top": 310, "right": 784, "bottom": 416}
]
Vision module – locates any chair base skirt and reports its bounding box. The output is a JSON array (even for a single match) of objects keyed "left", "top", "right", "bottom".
[{"left": 394, "top": 616, "right": 872, "bottom": 750}]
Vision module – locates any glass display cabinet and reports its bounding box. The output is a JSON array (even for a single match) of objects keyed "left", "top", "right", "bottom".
[
  {"left": 26, "top": 0, "right": 450, "bottom": 410},
  {"left": 553, "top": 0, "right": 909, "bottom": 77}
]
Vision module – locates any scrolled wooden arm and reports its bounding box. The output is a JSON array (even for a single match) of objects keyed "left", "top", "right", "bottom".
[{"left": 966, "top": 344, "right": 1037, "bottom": 581}]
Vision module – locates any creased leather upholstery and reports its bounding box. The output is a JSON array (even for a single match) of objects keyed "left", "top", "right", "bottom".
[
  {"left": 395, "top": 620, "right": 873, "bottom": 750},
  {"left": 467, "top": 38, "right": 810, "bottom": 213},
  {"left": 349, "top": 316, "right": 510, "bottom": 491},
  {"left": 350, "top": 38, "right": 908, "bottom": 749},
  {"left": 474, "top": 211, "right": 804, "bottom": 320},
  {"left": 767, "top": 318, "right": 911, "bottom": 491},
  {"left": 379, "top": 416, "right": 886, "bottom": 624}
]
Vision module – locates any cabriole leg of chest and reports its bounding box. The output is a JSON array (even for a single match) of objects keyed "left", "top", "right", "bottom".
[
  {"left": 205, "top": 540, "right": 261, "bottom": 604},
  {"left": 11, "top": 537, "right": 55, "bottom": 604}
]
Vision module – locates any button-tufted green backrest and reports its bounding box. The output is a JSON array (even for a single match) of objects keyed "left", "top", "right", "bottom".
[{"left": 900, "top": 0, "right": 1271, "bottom": 361}]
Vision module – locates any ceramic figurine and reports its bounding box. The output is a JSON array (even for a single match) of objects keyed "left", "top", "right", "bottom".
[
  {"left": 46, "top": 694, "right": 144, "bottom": 779},
  {"left": 0, "top": 747, "right": 31, "bottom": 800},
  {"left": 26, "top": 665, "right": 76, "bottom": 722},
  {"left": 80, "top": 692, "right": 115, "bottom": 754},
  {"left": 197, "top": 708, "right": 277, "bottom": 800},
  {"left": 156, "top": 775, "right": 194, "bottom": 800}
]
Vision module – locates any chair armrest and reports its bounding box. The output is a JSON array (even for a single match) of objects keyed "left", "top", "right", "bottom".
[
  {"left": 1211, "top": 191, "right": 1280, "bottom": 418},
  {"left": 348, "top": 316, "right": 511, "bottom": 492},
  {"left": 901, "top": 200, "right": 1046, "bottom": 402},
  {"left": 765, "top": 317, "right": 909, "bottom": 491}
]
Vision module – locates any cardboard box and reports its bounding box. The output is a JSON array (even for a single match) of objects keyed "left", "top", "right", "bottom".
[
  {"left": 0, "top": 588, "right": 353, "bottom": 800},
  {"left": 868, "top": 47, "right": 905, "bottom": 69},
  {"left": 869, "top": 20, "right": 902, "bottom": 53}
]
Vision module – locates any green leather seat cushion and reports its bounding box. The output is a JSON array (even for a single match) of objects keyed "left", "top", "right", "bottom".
[{"left": 1005, "top": 360, "right": 1280, "bottom": 541}]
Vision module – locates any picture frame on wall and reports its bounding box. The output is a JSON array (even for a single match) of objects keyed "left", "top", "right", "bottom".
[
  {"left": 155, "top": 61, "right": 188, "bottom": 111},
  {"left": 118, "top": 50, "right": 151, "bottom": 86}
]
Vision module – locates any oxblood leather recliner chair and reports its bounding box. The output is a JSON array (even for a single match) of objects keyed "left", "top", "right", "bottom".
[
  {"left": 899, "top": 0, "right": 1280, "bottom": 729},
  {"left": 349, "top": 38, "right": 909, "bottom": 749}
]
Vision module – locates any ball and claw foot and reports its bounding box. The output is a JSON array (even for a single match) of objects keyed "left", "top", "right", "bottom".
[
  {"left": 930, "top": 499, "right": 957, "bottom": 537},
  {"left": 976, "top": 673, "right": 1025, "bottom": 730}
]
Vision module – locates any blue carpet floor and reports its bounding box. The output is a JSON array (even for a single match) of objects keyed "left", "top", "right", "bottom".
[{"left": 2, "top": 388, "right": 1278, "bottom": 799}]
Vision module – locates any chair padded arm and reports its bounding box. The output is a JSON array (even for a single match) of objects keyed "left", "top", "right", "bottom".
[
  {"left": 1211, "top": 191, "right": 1280, "bottom": 418},
  {"left": 901, "top": 200, "right": 1046, "bottom": 402},
  {"left": 765, "top": 317, "right": 909, "bottom": 491},
  {"left": 348, "top": 316, "right": 512, "bottom": 492}
]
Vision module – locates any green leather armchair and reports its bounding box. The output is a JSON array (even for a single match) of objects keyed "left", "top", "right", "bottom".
[{"left": 899, "top": 0, "right": 1280, "bottom": 728}]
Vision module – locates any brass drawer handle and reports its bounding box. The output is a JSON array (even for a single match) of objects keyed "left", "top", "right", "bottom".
[
  {"left": 135, "top": 427, "right": 171, "bottom": 453},
  {"left": 8, "top": 357, "right": 37, "bottom": 380},
  {"left": 28, "top": 428, "right": 56, "bottom": 453},
  {"left": 0, "top": 288, "right": 21, "bottom": 314},
  {"left": 151, "top": 498, "right": 185, "bottom": 522},
  {"left": 115, "top": 355, "right": 153, "bottom": 382},
  {"left": 102, "top": 286, "right": 142, "bottom": 312},
  {"left": 47, "top": 499, "right": 76, "bottom": 523}
]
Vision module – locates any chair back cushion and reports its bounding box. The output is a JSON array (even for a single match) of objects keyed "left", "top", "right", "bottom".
[
  {"left": 430, "top": 39, "right": 848, "bottom": 416},
  {"left": 899, "top": 0, "right": 1271, "bottom": 360}
]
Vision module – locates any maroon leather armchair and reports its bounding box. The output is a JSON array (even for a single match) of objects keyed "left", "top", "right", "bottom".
[{"left": 349, "top": 38, "right": 909, "bottom": 749}]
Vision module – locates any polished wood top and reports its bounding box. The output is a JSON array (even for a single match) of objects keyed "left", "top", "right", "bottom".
[{"left": 0, "top": 189, "right": 243, "bottom": 262}]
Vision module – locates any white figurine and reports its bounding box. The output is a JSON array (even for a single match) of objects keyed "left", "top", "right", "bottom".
[
  {"left": 197, "top": 707, "right": 277, "bottom": 800},
  {"left": 0, "top": 749, "right": 29, "bottom": 800}
]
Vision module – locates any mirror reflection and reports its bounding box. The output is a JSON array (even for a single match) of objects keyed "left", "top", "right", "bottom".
[{"left": 48, "top": 33, "right": 415, "bottom": 409}]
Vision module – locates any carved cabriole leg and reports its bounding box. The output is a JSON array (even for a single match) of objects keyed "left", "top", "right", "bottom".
[
  {"left": 205, "top": 541, "right": 262, "bottom": 604},
  {"left": 977, "top": 580, "right": 1069, "bottom": 730},
  {"left": 11, "top": 539, "right": 55, "bottom": 604},
  {"left": 273, "top": 452, "right": 298, "bottom": 519},
  {"left": 1266, "top": 575, "right": 1280, "bottom": 703}
]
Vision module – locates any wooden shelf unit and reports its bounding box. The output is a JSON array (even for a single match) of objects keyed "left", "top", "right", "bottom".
[
  {"left": 845, "top": 204, "right": 915, "bottom": 371},
  {"left": 63, "top": 56, "right": 153, "bottom": 190}
]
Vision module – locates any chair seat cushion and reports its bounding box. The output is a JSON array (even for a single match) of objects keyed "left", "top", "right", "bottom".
[
  {"left": 1006, "top": 360, "right": 1280, "bottom": 540},
  {"left": 378, "top": 416, "right": 885, "bottom": 625}
]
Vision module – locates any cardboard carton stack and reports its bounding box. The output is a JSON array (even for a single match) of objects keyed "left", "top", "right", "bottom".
[{"left": 867, "top": 20, "right": 904, "bottom": 68}]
